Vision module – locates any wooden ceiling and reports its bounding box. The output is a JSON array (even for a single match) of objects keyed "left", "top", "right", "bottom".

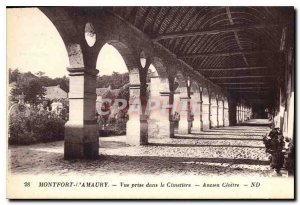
[{"left": 109, "top": 6, "right": 294, "bottom": 104}]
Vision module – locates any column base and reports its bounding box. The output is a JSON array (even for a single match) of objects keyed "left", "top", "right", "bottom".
[
  {"left": 148, "top": 119, "right": 159, "bottom": 138},
  {"left": 148, "top": 119, "right": 171, "bottom": 138},
  {"left": 178, "top": 121, "right": 190, "bottom": 134},
  {"left": 191, "top": 120, "right": 202, "bottom": 133},
  {"left": 64, "top": 121, "right": 99, "bottom": 160},
  {"left": 170, "top": 121, "right": 175, "bottom": 138},
  {"left": 224, "top": 120, "right": 230, "bottom": 126},
  {"left": 210, "top": 120, "right": 218, "bottom": 128},
  {"left": 202, "top": 123, "right": 210, "bottom": 131},
  {"left": 126, "top": 119, "right": 148, "bottom": 145}
]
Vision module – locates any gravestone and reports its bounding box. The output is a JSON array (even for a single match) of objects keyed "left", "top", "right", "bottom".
[{"left": 9, "top": 93, "right": 30, "bottom": 118}]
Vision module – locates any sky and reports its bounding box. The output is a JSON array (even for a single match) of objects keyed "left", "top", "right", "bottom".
[{"left": 7, "top": 8, "right": 128, "bottom": 78}]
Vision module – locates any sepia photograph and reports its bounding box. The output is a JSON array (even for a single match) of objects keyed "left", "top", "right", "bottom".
[{"left": 6, "top": 5, "right": 295, "bottom": 199}]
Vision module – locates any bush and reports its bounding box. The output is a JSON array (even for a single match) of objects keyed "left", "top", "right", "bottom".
[
  {"left": 9, "top": 109, "right": 66, "bottom": 145},
  {"left": 98, "top": 117, "right": 127, "bottom": 137}
]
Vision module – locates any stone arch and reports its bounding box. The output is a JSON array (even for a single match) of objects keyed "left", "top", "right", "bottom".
[
  {"left": 175, "top": 71, "right": 188, "bottom": 97},
  {"left": 40, "top": 8, "right": 101, "bottom": 71},
  {"left": 100, "top": 40, "right": 141, "bottom": 85},
  {"left": 151, "top": 57, "right": 168, "bottom": 78},
  {"left": 95, "top": 40, "right": 146, "bottom": 145},
  {"left": 150, "top": 57, "right": 170, "bottom": 93},
  {"left": 39, "top": 9, "right": 102, "bottom": 159}
]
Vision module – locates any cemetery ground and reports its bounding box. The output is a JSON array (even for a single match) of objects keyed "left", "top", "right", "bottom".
[{"left": 8, "top": 120, "right": 276, "bottom": 177}]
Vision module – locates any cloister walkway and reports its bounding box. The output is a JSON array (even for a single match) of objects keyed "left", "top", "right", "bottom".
[{"left": 9, "top": 119, "right": 276, "bottom": 177}]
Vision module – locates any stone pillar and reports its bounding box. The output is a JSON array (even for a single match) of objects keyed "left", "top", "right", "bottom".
[
  {"left": 148, "top": 77, "right": 162, "bottom": 139},
  {"left": 246, "top": 107, "right": 250, "bottom": 120},
  {"left": 126, "top": 67, "right": 148, "bottom": 145},
  {"left": 217, "top": 99, "right": 224, "bottom": 127},
  {"left": 236, "top": 106, "right": 240, "bottom": 124},
  {"left": 239, "top": 105, "right": 242, "bottom": 122},
  {"left": 178, "top": 97, "right": 191, "bottom": 134},
  {"left": 148, "top": 76, "right": 172, "bottom": 139},
  {"left": 64, "top": 67, "right": 99, "bottom": 159},
  {"left": 191, "top": 98, "right": 202, "bottom": 133},
  {"left": 159, "top": 92, "right": 172, "bottom": 138},
  {"left": 202, "top": 102, "right": 210, "bottom": 130},
  {"left": 210, "top": 97, "right": 218, "bottom": 128},
  {"left": 241, "top": 105, "right": 244, "bottom": 122},
  {"left": 126, "top": 84, "right": 148, "bottom": 145},
  {"left": 224, "top": 99, "right": 229, "bottom": 126}
]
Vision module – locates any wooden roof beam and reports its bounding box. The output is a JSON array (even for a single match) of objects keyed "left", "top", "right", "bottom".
[
  {"left": 178, "top": 50, "right": 281, "bottom": 58},
  {"left": 198, "top": 66, "right": 267, "bottom": 71},
  {"left": 227, "top": 87, "right": 271, "bottom": 89},
  {"left": 154, "top": 24, "right": 281, "bottom": 40},
  {"left": 217, "top": 82, "right": 271, "bottom": 85},
  {"left": 231, "top": 90, "right": 270, "bottom": 93},
  {"left": 209, "top": 75, "right": 275, "bottom": 79}
]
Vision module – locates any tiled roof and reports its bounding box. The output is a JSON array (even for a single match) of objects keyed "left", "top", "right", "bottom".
[{"left": 45, "top": 85, "right": 68, "bottom": 100}]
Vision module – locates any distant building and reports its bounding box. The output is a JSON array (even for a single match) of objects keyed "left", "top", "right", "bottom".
[
  {"left": 44, "top": 85, "right": 68, "bottom": 100},
  {"left": 18, "top": 72, "right": 39, "bottom": 82}
]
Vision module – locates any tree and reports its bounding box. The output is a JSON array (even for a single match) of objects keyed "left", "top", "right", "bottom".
[
  {"left": 11, "top": 78, "right": 46, "bottom": 106},
  {"left": 9, "top": 68, "right": 20, "bottom": 83},
  {"left": 96, "top": 72, "right": 129, "bottom": 89},
  {"left": 118, "top": 84, "right": 129, "bottom": 101},
  {"left": 35, "top": 71, "right": 45, "bottom": 77}
]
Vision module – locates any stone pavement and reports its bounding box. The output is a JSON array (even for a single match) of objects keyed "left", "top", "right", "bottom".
[{"left": 9, "top": 120, "right": 274, "bottom": 177}]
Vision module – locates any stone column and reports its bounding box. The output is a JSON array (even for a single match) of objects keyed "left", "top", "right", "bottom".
[
  {"left": 217, "top": 99, "right": 224, "bottom": 127},
  {"left": 191, "top": 99, "right": 202, "bottom": 133},
  {"left": 126, "top": 67, "right": 148, "bottom": 146},
  {"left": 224, "top": 99, "right": 229, "bottom": 126},
  {"left": 169, "top": 91, "right": 175, "bottom": 138},
  {"left": 202, "top": 102, "right": 210, "bottom": 130},
  {"left": 148, "top": 77, "right": 172, "bottom": 139},
  {"left": 178, "top": 97, "right": 191, "bottom": 134},
  {"left": 210, "top": 98, "right": 218, "bottom": 128},
  {"left": 159, "top": 92, "right": 172, "bottom": 138},
  {"left": 148, "top": 77, "right": 162, "bottom": 139},
  {"left": 126, "top": 84, "right": 148, "bottom": 145},
  {"left": 236, "top": 106, "right": 240, "bottom": 124},
  {"left": 246, "top": 107, "right": 250, "bottom": 120},
  {"left": 238, "top": 105, "right": 241, "bottom": 123},
  {"left": 241, "top": 105, "right": 244, "bottom": 122},
  {"left": 64, "top": 67, "right": 99, "bottom": 159}
]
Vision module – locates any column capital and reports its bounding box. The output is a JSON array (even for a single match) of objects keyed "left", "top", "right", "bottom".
[
  {"left": 179, "top": 96, "right": 190, "bottom": 100},
  {"left": 67, "top": 67, "right": 99, "bottom": 76},
  {"left": 160, "top": 91, "right": 171, "bottom": 96},
  {"left": 129, "top": 84, "right": 141, "bottom": 89}
]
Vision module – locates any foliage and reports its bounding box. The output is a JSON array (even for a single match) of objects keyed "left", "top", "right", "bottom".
[
  {"left": 39, "top": 75, "right": 69, "bottom": 92},
  {"left": 117, "top": 84, "right": 130, "bottom": 101},
  {"left": 9, "top": 68, "right": 21, "bottom": 83},
  {"left": 96, "top": 72, "right": 129, "bottom": 89},
  {"left": 9, "top": 109, "right": 66, "bottom": 145},
  {"left": 11, "top": 78, "right": 46, "bottom": 105},
  {"left": 9, "top": 68, "right": 69, "bottom": 92}
]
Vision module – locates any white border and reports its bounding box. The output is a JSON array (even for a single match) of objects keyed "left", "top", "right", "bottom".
[{"left": 1, "top": 1, "right": 298, "bottom": 204}]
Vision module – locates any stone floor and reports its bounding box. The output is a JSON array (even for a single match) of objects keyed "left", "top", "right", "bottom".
[{"left": 8, "top": 119, "right": 276, "bottom": 177}]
